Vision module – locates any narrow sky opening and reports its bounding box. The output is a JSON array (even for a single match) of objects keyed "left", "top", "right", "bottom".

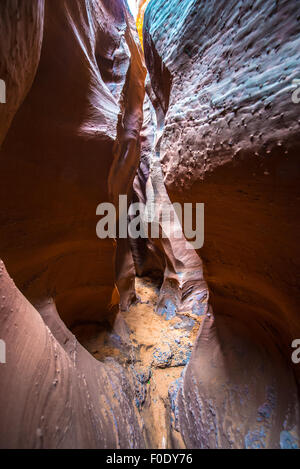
[{"left": 127, "top": 0, "right": 138, "bottom": 19}]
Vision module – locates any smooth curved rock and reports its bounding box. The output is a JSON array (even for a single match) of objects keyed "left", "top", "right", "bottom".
[
  {"left": 0, "top": 0, "right": 146, "bottom": 327},
  {"left": 0, "top": 0, "right": 146, "bottom": 449},
  {"left": 0, "top": 259, "right": 144, "bottom": 448},
  {"left": 0, "top": 0, "right": 45, "bottom": 147}
]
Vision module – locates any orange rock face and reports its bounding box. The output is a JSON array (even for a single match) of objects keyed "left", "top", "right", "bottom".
[
  {"left": 136, "top": 0, "right": 150, "bottom": 48},
  {"left": 0, "top": 0, "right": 45, "bottom": 147},
  {"left": 0, "top": 0, "right": 146, "bottom": 327}
]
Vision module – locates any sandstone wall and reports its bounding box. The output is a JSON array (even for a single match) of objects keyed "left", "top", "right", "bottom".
[
  {"left": 0, "top": 0, "right": 146, "bottom": 448},
  {"left": 144, "top": 0, "right": 300, "bottom": 448}
]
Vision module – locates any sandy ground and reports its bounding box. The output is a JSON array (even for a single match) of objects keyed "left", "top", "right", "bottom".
[{"left": 77, "top": 276, "right": 204, "bottom": 448}]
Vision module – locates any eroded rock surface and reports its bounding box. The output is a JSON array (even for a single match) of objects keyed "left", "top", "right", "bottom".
[
  {"left": 144, "top": 0, "right": 300, "bottom": 448},
  {"left": 132, "top": 79, "right": 209, "bottom": 319}
]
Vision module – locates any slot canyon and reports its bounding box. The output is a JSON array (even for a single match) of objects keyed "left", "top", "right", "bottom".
[{"left": 0, "top": 0, "right": 299, "bottom": 450}]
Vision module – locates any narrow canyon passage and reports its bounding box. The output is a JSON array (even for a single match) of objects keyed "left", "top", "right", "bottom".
[
  {"left": 75, "top": 276, "right": 204, "bottom": 449},
  {"left": 0, "top": 0, "right": 299, "bottom": 450}
]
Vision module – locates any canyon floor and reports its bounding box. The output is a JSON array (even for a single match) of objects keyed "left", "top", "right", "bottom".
[{"left": 74, "top": 276, "right": 204, "bottom": 448}]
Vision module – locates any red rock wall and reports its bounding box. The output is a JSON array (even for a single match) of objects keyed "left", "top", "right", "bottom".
[
  {"left": 0, "top": 0, "right": 45, "bottom": 146},
  {"left": 0, "top": 261, "right": 144, "bottom": 448},
  {"left": 0, "top": 0, "right": 146, "bottom": 448},
  {"left": 0, "top": 0, "right": 146, "bottom": 327},
  {"left": 144, "top": 0, "right": 300, "bottom": 448}
]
